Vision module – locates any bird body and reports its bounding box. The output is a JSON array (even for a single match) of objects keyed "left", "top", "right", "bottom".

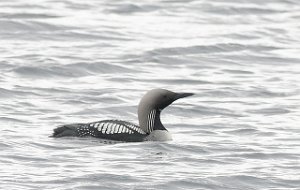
[{"left": 52, "top": 89, "right": 193, "bottom": 142}]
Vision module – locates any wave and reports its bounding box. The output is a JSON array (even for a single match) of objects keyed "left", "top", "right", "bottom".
[
  {"left": 12, "top": 62, "right": 137, "bottom": 78},
  {"left": 144, "top": 43, "right": 280, "bottom": 57}
]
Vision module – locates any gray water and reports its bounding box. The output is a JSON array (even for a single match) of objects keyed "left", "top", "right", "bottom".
[{"left": 1, "top": 0, "right": 300, "bottom": 189}]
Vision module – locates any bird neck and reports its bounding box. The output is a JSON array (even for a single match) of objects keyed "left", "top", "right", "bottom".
[
  {"left": 138, "top": 108, "right": 167, "bottom": 134},
  {"left": 153, "top": 110, "right": 166, "bottom": 131}
]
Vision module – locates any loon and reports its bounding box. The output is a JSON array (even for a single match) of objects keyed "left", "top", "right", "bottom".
[{"left": 52, "top": 89, "right": 193, "bottom": 142}]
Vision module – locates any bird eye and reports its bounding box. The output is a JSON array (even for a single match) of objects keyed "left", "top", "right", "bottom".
[{"left": 163, "top": 95, "right": 167, "bottom": 98}]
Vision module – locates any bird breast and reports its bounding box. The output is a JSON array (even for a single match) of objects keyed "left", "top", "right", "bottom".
[{"left": 144, "top": 130, "right": 172, "bottom": 141}]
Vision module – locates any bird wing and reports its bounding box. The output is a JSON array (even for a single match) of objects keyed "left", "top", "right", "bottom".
[
  {"left": 53, "top": 120, "right": 147, "bottom": 142},
  {"left": 87, "top": 120, "right": 146, "bottom": 135}
]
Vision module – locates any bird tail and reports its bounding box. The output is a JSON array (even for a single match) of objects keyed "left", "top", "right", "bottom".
[{"left": 52, "top": 124, "right": 83, "bottom": 137}]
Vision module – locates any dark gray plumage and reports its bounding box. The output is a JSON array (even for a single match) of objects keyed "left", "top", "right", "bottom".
[{"left": 52, "top": 89, "right": 193, "bottom": 142}]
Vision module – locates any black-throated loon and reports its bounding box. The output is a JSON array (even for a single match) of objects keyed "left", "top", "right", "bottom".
[{"left": 52, "top": 89, "right": 193, "bottom": 142}]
